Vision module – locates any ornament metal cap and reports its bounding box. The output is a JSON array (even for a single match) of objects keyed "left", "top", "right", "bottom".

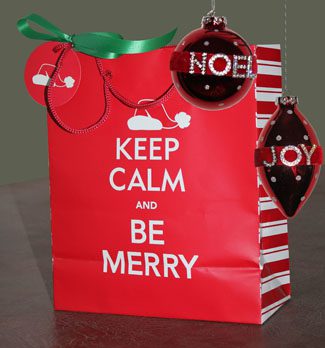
[
  {"left": 276, "top": 96, "right": 299, "bottom": 106},
  {"left": 201, "top": 15, "right": 227, "bottom": 29}
]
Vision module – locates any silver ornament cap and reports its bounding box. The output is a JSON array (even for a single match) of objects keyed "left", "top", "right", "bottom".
[{"left": 276, "top": 96, "right": 299, "bottom": 106}]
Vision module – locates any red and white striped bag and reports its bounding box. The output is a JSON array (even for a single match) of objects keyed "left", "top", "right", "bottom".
[
  {"left": 25, "top": 40, "right": 290, "bottom": 324},
  {"left": 255, "top": 45, "right": 291, "bottom": 322}
]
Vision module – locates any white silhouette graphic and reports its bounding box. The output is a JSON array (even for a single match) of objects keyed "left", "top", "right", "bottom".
[
  {"left": 32, "top": 63, "right": 75, "bottom": 88},
  {"left": 127, "top": 99, "right": 191, "bottom": 131}
]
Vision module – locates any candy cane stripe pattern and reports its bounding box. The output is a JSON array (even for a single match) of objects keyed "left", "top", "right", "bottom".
[{"left": 255, "top": 44, "right": 291, "bottom": 323}]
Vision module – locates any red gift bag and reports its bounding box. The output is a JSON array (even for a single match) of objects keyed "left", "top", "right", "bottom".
[{"left": 28, "top": 42, "right": 290, "bottom": 324}]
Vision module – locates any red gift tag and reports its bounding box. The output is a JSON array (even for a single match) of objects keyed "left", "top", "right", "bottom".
[{"left": 24, "top": 42, "right": 81, "bottom": 106}]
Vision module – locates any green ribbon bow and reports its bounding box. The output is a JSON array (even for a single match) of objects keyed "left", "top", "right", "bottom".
[{"left": 17, "top": 13, "right": 177, "bottom": 59}]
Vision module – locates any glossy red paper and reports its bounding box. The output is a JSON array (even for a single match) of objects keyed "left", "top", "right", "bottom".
[{"left": 36, "top": 45, "right": 291, "bottom": 324}]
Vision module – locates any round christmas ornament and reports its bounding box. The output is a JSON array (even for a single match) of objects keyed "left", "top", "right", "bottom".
[
  {"left": 255, "top": 96, "right": 323, "bottom": 218},
  {"left": 170, "top": 1, "right": 256, "bottom": 110}
]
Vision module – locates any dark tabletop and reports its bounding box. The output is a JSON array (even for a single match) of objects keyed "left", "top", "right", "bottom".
[{"left": 0, "top": 176, "right": 324, "bottom": 348}]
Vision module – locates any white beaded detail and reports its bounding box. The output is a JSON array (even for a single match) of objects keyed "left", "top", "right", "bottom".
[
  {"left": 276, "top": 135, "right": 282, "bottom": 141},
  {"left": 208, "top": 53, "right": 231, "bottom": 76},
  {"left": 300, "top": 143, "right": 317, "bottom": 165},
  {"left": 271, "top": 176, "right": 277, "bottom": 183},
  {"left": 232, "top": 55, "right": 247, "bottom": 78},
  {"left": 296, "top": 175, "right": 302, "bottom": 181},
  {"left": 247, "top": 55, "right": 256, "bottom": 78},
  {"left": 233, "top": 55, "right": 255, "bottom": 79},
  {"left": 189, "top": 52, "right": 207, "bottom": 75},
  {"left": 280, "top": 145, "right": 302, "bottom": 167},
  {"left": 263, "top": 146, "right": 277, "bottom": 167}
]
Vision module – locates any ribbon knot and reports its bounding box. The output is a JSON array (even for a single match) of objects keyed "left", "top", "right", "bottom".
[
  {"left": 65, "top": 34, "right": 75, "bottom": 45},
  {"left": 17, "top": 13, "right": 177, "bottom": 59}
]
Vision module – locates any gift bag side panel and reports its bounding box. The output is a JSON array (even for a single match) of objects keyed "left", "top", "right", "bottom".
[{"left": 255, "top": 44, "right": 291, "bottom": 324}]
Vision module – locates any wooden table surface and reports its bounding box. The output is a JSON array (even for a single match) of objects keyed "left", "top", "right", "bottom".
[{"left": 0, "top": 177, "right": 324, "bottom": 348}]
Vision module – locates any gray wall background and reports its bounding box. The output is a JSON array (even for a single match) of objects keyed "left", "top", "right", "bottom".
[{"left": 1, "top": 0, "right": 324, "bottom": 185}]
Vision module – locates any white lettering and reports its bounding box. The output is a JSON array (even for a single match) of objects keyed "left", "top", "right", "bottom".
[
  {"left": 144, "top": 252, "right": 161, "bottom": 277},
  {"left": 165, "top": 138, "right": 179, "bottom": 160},
  {"left": 102, "top": 250, "right": 125, "bottom": 274},
  {"left": 116, "top": 138, "right": 132, "bottom": 160},
  {"left": 162, "top": 169, "right": 185, "bottom": 192},
  {"left": 128, "top": 251, "right": 143, "bottom": 276},
  {"left": 131, "top": 220, "right": 147, "bottom": 244},
  {"left": 134, "top": 138, "right": 147, "bottom": 160},
  {"left": 127, "top": 168, "right": 146, "bottom": 191},
  {"left": 149, "top": 220, "right": 165, "bottom": 245},
  {"left": 150, "top": 138, "right": 162, "bottom": 160},
  {"left": 179, "top": 254, "right": 199, "bottom": 279},
  {"left": 163, "top": 254, "right": 180, "bottom": 278},
  {"left": 109, "top": 167, "right": 125, "bottom": 191}
]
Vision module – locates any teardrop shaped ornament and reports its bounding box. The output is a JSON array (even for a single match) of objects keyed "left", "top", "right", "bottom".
[{"left": 255, "top": 96, "right": 323, "bottom": 218}]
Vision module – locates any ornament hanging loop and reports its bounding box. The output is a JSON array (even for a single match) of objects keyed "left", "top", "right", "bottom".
[{"left": 207, "top": 0, "right": 216, "bottom": 17}]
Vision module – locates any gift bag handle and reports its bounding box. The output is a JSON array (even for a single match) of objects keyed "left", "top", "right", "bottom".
[{"left": 47, "top": 44, "right": 175, "bottom": 134}]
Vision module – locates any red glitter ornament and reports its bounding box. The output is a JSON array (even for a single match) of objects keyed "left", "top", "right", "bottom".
[
  {"left": 255, "top": 96, "right": 323, "bottom": 218},
  {"left": 170, "top": 14, "right": 256, "bottom": 110}
]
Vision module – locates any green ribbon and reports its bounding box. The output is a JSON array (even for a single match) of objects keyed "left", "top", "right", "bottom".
[{"left": 17, "top": 13, "right": 177, "bottom": 59}]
